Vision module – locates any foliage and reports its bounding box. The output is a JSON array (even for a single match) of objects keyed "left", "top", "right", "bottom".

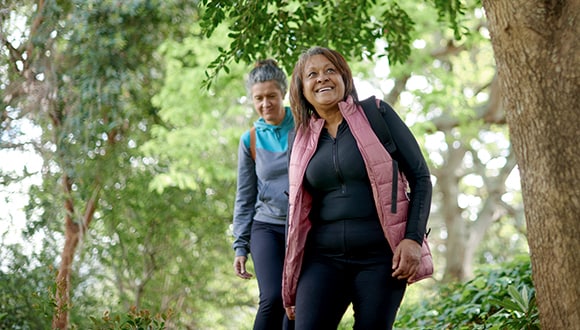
[
  {"left": 488, "top": 284, "right": 539, "bottom": 330},
  {"left": 198, "top": 0, "right": 468, "bottom": 87},
  {"left": 0, "top": 245, "right": 54, "bottom": 330},
  {"left": 2, "top": 0, "right": 209, "bottom": 328},
  {"left": 142, "top": 22, "right": 249, "bottom": 193},
  {"left": 88, "top": 306, "right": 172, "bottom": 330},
  {"left": 395, "top": 255, "right": 539, "bottom": 329},
  {"left": 432, "top": 0, "right": 468, "bottom": 39}
]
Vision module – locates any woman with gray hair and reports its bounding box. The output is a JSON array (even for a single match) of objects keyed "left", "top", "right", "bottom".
[{"left": 232, "top": 59, "right": 295, "bottom": 329}]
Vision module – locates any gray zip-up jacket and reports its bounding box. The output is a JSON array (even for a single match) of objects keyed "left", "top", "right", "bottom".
[{"left": 233, "top": 107, "right": 294, "bottom": 257}]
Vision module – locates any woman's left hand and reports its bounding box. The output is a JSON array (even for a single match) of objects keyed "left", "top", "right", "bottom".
[
  {"left": 392, "top": 239, "right": 422, "bottom": 281},
  {"left": 285, "top": 306, "right": 296, "bottom": 320}
]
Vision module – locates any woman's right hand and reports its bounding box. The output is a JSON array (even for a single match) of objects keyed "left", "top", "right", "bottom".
[{"left": 233, "top": 256, "right": 253, "bottom": 279}]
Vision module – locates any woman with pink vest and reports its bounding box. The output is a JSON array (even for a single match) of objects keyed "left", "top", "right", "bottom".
[{"left": 283, "top": 46, "right": 433, "bottom": 329}]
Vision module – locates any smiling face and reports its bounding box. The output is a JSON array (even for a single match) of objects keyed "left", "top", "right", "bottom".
[
  {"left": 251, "top": 80, "right": 286, "bottom": 125},
  {"left": 301, "top": 54, "right": 346, "bottom": 113}
]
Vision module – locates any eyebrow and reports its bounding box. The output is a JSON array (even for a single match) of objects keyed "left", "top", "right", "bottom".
[{"left": 304, "top": 62, "right": 332, "bottom": 73}]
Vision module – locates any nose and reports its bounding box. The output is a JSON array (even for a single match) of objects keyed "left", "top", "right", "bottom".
[
  {"left": 317, "top": 74, "right": 329, "bottom": 83},
  {"left": 260, "top": 98, "right": 271, "bottom": 108}
]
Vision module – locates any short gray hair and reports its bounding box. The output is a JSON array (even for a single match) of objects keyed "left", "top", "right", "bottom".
[{"left": 246, "top": 59, "right": 288, "bottom": 96}]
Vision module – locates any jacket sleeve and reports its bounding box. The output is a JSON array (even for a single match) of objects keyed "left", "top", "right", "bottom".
[
  {"left": 232, "top": 133, "right": 258, "bottom": 257},
  {"left": 380, "top": 101, "right": 432, "bottom": 245}
]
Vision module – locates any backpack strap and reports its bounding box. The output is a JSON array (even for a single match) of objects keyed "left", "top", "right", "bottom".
[
  {"left": 249, "top": 127, "right": 256, "bottom": 161},
  {"left": 359, "top": 96, "right": 399, "bottom": 213},
  {"left": 359, "top": 96, "right": 397, "bottom": 154}
]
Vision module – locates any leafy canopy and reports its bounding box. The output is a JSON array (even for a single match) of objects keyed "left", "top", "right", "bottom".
[{"left": 199, "top": 0, "right": 466, "bottom": 87}]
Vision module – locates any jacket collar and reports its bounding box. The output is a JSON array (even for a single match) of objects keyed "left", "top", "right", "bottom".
[{"left": 255, "top": 106, "right": 294, "bottom": 131}]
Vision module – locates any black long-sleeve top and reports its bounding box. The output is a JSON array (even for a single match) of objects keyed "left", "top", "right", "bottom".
[{"left": 304, "top": 102, "right": 432, "bottom": 245}]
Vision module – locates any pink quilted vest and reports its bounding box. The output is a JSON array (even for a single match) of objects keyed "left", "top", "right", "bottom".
[{"left": 282, "top": 96, "right": 433, "bottom": 308}]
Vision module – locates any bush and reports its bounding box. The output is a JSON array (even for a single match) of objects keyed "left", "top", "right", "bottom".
[
  {"left": 0, "top": 246, "right": 55, "bottom": 330},
  {"left": 87, "top": 306, "right": 173, "bottom": 330},
  {"left": 395, "top": 255, "right": 539, "bottom": 329}
]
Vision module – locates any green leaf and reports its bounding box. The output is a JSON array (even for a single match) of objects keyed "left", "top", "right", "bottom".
[
  {"left": 507, "top": 285, "right": 528, "bottom": 312},
  {"left": 490, "top": 297, "right": 522, "bottom": 313}
]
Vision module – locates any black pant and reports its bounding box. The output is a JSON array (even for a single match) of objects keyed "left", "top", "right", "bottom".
[
  {"left": 294, "top": 219, "right": 407, "bottom": 330},
  {"left": 250, "top": 221, "right": 294, "bottom": 330}
]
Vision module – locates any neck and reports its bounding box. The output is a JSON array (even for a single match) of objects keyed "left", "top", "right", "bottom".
[
  {"left": 318, "top": 106, "right": 343, "bottom": 138},
  {"left": 317, "top": 105, "right": 341, "bottom": 123}
]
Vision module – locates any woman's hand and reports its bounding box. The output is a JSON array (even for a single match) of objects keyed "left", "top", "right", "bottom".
[
  {"left": 233, "top": 256, "right": 253, "bottom": 279},
  {"left": 392, "top": 239, "right": 422, "bottom": 281},
  {"left": 285, "top": 306, "right": 296, "bottom": 320}
]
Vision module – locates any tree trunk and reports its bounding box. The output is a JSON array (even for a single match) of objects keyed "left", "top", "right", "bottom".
[
  {"left": 442, "top": 145, "right": 518, "bottom": 282},
  {"left": 483, "top": 1, "right": 580, "bottom": 328},
  {"left": 52, "top": 174, "right": 99, "bottom": 329},
  {"left": 435, "top": 140, "right": 466, "bottom": 281}
]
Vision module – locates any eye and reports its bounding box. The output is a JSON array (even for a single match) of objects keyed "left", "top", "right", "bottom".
[
  {"left": 306, "top": 71, "right": 316, "bottom": 78},
  {"left": 326, "top": 68, "right": 335, "bottom": 74}
]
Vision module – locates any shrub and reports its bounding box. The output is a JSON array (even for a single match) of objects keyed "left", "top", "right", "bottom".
[
  {"left": 395, "top": 255, "right": 539, "bottom": 329},
  {"left": 88, "top": 306, "right": 173, "bottom": 330}
]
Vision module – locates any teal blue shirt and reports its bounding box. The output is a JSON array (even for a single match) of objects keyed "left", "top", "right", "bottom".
[{"left": 232, "top": 107, "right": 294, "bottom": 257}]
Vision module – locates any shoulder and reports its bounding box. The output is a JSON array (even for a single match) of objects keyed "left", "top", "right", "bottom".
[
  {"left": 368, "top": 99, "right": 400, "bottom": 125},
  {"left": 282, "top": 107, "right": 295, "bottom": 129},
  {"left": 240, "top": 129, "right": 252, "bottom": 148},
  {"left": 377, "top": 99, "right": 396, "bottom": 114}
]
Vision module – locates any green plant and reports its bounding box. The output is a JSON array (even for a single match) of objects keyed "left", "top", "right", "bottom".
[
  {"left": 488, "top": 284, "right": 540, "bottom": 329},
  {"left": 88, "top": 306, "right": 173, "bottom": 330},
  {"left": 395, "top": 255, "right": 538, "bottom": 329}
]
